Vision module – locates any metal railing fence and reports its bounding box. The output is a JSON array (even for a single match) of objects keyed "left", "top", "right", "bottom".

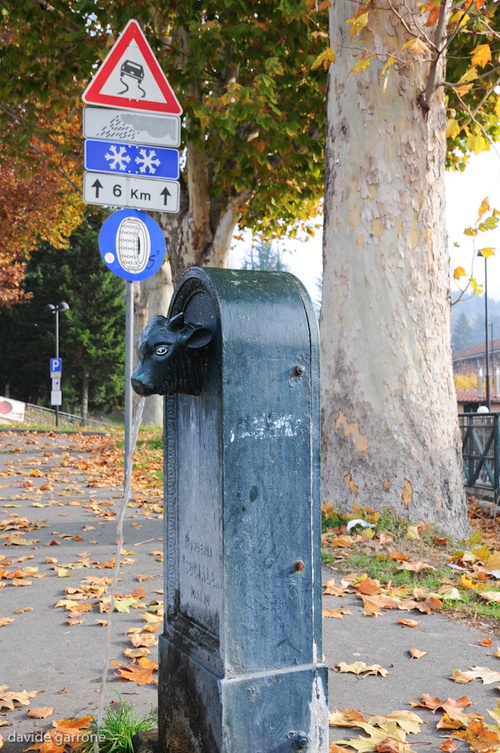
[
  {"left": 459, "top": 412, "right": 500, "bottom": 495},
  {"left": 4, "top": 403, "right": 118, "bottom": 432}
]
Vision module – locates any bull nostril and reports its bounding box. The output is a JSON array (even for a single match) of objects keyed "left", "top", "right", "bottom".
[{"left": 131, "top": 376, "right": 148, "bottom": 395}]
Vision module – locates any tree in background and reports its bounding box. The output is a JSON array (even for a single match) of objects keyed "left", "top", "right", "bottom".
[
  {"left": 0, "top": 1, "right": 327, "bottom": 423},
  {"left": 0, "top": 213, "right": 125, "bottom": 419},
  {"left": 0, "top": 3, "right": 326, "bottom": 280},
  {"left": 320, "top": 0, "right": 499, "bottom": 535},
  {"left": 453, "top": 312, "right": 474, "bottom": 352},
  {"left": 241, "top": 240, "right": 291, "bottom": 272}
]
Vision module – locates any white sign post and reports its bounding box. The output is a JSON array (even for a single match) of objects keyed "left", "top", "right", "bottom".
[{"left": 82, "top": 19, "right": 182, "bottom": 478}]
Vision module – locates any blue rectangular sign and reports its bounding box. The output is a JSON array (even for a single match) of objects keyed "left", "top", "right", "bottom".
[
  {"left": 50, "top": 358, "right": 62, "bottom": 373},
  {"left": 84, "top": 139, "right": 179, "bottom": 180}
]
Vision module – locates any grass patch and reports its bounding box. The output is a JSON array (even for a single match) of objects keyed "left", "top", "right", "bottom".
[
  {"left": 76, "top": 701, "right": 156, "bottom": 753},
  {"left": 321, "top": 502, "right": 500, "bottom": 631}
]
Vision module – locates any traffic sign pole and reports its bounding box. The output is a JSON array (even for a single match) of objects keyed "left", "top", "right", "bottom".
[{"left": 82, "top": 19, "right": 182, "bottom": 487}]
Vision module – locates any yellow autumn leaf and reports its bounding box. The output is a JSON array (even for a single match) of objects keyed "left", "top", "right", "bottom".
[
  {"left": 470, "top": 278, "right": 483, "bottom": 295},
  {"left": 446, "top": 119, "right": 460, "bottom": 139},
  {"left": 453, "top": 266, "right": 466, "bottom": 280},
  {"left": 485, "top": 551, "right": 500, "bottom": 571},
  {"left": 468, "top": 134, "right": 489, "bottom": 155},
  {"left": 346, "top": 11, "right": 369, "bottom": 38},
  {"left": 460, "top": 574, "right": 477, "bottom": 589},
  {"left": 336, "top": 661, "right": 389, "bottom": 677},
  {"left": 456, "top": 66, "right": 478, "bottom": 85},
  {"left": 478, "top": 197, "right": 491, "bottom": 217},
  {"left": 311, "top": 47, "right": 336, "bottom": 70},
  {"left": 328, "top": 708, "right": 366, "bottom": 727},
  {"left": 471, "top": 43, "right": 492, "bottom": 69},
  {"left": 368, "top": 710, "right": 425, "bottom": 734},
  {"left": 349, "top": 56, "right": 371, "bottom": 76}
]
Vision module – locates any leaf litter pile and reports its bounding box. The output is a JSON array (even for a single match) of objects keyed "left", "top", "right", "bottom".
[
  {"left": 0, "top": 429, "right": 164, "bottom": 751},
  {"left": 323, "top": 501, "right": 500, "bottom": 752}
]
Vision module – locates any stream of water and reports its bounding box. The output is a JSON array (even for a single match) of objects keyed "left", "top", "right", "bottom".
[{"left": 94, "top": 396, "right": 146, "bottom": 753}]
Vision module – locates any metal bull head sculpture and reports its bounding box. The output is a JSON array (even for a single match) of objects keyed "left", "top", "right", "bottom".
[{"left": 131, "top": 311, "right": 212, "bottom": 397}]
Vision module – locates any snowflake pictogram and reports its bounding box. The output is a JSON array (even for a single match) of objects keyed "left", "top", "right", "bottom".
[
  {"left": 135, "top": 148, "right": 161, "bottom": 174},
  {"left": 105, "top": 145, "right": 131, "bottom": 171}
]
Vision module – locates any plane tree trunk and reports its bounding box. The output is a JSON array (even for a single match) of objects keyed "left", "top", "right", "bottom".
[{"left": 320, "top": 0, "right": 469, "bottom": 537}]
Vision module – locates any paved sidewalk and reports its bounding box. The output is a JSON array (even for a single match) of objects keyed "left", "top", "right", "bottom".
[
  {"left": 1, "top": 430, "right": 500, "bottom": 752},
  {"left": 0, "top": 431, "right": 162, "bottom": 752}
]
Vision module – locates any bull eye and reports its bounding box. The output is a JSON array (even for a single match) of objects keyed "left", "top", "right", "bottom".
[{"left": 155, "top": 345, "right": 169, "bottom": 356}]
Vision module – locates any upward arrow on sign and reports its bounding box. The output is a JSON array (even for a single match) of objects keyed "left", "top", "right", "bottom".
[{"left": 82, "top": 19, "right": 182, "bottom": 115}]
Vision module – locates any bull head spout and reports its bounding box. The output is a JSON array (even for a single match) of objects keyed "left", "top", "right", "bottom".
[{"left": 131, "top": 312, "right": 213, "bottom": 397}]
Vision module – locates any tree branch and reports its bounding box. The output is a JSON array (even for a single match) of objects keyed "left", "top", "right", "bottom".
[{"left": 421, "top": 0, "right": 450, "bottom": 106}]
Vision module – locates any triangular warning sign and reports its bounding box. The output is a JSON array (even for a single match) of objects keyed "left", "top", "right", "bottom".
[{"left": 82, "top": 19, "right": 182, "bottom": 115}]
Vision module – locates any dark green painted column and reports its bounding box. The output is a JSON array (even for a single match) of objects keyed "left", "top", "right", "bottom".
[{"left": 158, "top": 267, "right": 328, "bottom": 753}]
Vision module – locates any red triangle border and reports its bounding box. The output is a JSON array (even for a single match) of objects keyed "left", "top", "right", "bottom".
[{"left": 82, "top": 20, "right": 182, "bottom": 115}]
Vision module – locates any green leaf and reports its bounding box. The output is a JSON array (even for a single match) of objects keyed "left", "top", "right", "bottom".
[{"left": 479, "top": 217, "right": 499, "bottom": 231}]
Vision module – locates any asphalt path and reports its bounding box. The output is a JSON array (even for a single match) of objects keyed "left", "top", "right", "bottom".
[{"left": 1, "top": 430, "right": 500, "bottom": 753}]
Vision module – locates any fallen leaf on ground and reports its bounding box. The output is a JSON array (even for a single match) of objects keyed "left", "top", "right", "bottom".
[
  {"left": 28, "top": 716, "right": 93, "bottom": 753},
  {"left": 367, "top": 711, "right": 424, "bottom": 735},
  {"left": 27, "top": 707, "right": 53, "bottom": 719},
  {"left": 112, "top": 657, "right": 158, "bottom": 685},
  {"left": 453, "top": 718, "right": 500, "bottom": 749},
  {"left": 323, "top": 578, "right": 353, "bottom": 597},
  {"left": 480, "top": 591, "right": 500, "bottom": 603},
  {"left": 439, "top": 740, "right": 458, "bottom": 752},
  {"left": 322, "top": 607, "right": 352, "bottom": 619},
  {"left": 397, "top": 619, "right": 419, "bottom": 628},
  {"left": 0, "top": 685, "right": 38, "bottom": 710},
  {"left": 333, "top": 720, "right": 408, "bottom": 752},
  {"left": 411, "top": 694, "right": 472, "bottom": 719},
  {"left": 329, "top": 708, "right": 366, "bottom": 727},
  {"left": 335, "top": 661, "right": 389, "bottom": 677},
  {"left": 408, "top": 648, "right": 427, "bottom": 659},
  {"left": 451, "top": 666, "right": 500, "bottom": 684},
  {"left": 128, "top": 632, "right": 157, "bottom": 648},
  {"left": 359, "top": 594, "right": 402, "bottom": 616},
  {"left": 396, "top": 561, "right": 436, "bottom": 573},
  {"left": 478, "top": 637, "right": 493, "bottom": 647},
  {"left": 124, "top": 647, "right": 151, "bottom": 659}
]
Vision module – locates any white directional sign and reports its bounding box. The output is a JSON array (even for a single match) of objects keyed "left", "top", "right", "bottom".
[
  {"left": 51, "top": 391, "right": 62, "bottom": 407},
  {"left": 83, "top": 171, "right": 180, "bottom": 213},
  {"left": 83, "top": 107, "right": 180, "bottom": 148}
]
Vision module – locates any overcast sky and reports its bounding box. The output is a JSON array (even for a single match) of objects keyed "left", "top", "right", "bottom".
[{"left": 228, "top": 150, "right": 500, "bottom": 306}]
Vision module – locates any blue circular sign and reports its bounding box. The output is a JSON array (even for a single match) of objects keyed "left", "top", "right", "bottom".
[{"left": 98, "top": 209, "right": 166, "bottom": 281}]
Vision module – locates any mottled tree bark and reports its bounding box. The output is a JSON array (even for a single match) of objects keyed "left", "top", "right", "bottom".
[{"left": 321, "top": 0, "right": 469, "bottom": 536}]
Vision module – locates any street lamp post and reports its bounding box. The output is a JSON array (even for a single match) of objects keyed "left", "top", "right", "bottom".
[
  {"left": 44, "top": 302, "right": 70, "bottom": 427},
  {"left": 478, "top": 251, "right": 491, "bottom": 409}
]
